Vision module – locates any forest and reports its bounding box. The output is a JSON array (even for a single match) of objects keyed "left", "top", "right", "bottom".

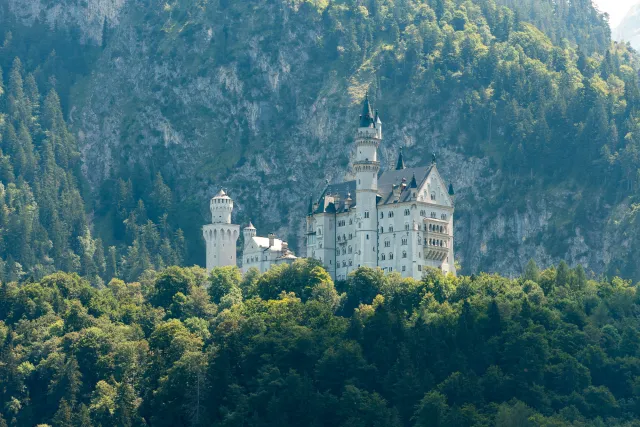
[{"left": 1, "top": 261, "right": 640, "bottom": 426}]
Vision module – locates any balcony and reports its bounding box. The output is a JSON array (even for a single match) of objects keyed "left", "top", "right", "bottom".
[{"left": 423, "top": 235, "right": 450, "bottom": 261}]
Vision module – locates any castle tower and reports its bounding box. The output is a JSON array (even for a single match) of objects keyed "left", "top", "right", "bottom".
[
  {"left": 354, "top": 92, "right": 381, "bottom": 268},
  {"left": 243, "top": 222, "right": 256, "bottom": 247},
  {"left": 203, "top": 189, "right": 240, "bottom": 272}
]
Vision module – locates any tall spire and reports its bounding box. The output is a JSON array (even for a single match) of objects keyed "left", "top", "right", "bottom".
[
  {"left": 396, "top": 148, "right": 406, "bottom": 170},
  {"left": 410, "top": 173, "right": 418, "bottom": 188},
  {"left": 359, "top": 91, "right": 374, "bottom": 128}
]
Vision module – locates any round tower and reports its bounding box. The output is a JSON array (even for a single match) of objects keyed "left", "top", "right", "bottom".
[
  {"left": 203, "top": 189, "right": 240, "bottom": 271},
  {"left": 210, "top": 189, "right": 233, "bottom": 224},
  {"left": 243, "top": 222, "right": 256, "bottom": 247},
  {"left": 354, "top": 92, "right": 381, "bottom": 268}
]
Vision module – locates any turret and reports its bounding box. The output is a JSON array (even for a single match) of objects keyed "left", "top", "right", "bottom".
[
  {"left": 210, "top": 189, "right": 233, "bottom": 224},
  {"left": 396, "top": 148, "right": 406, "bottom": 170},
  {"left": 353, "top": 91, "right": 381, "bottom": 269},
  {"left": 243, "top": 222, "right": 256, "bottom": 247}
]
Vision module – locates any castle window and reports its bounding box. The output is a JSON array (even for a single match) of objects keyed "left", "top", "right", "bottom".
[
  {"left": 366, "top": 234, "right": 369, "bottom": 240},
  {"left": 402, "top": 266, "right": 406, "bottom": 272},
  {"left": 380, "top": 212, "right": 384, "bottom": 219},
  {"left": 382, "top": 254, "right": 386, "bottom": 260},
  {"left": 385, "top": 240, "right": 390, "bottom": 248},
  {"left": 343, "top": 248, "right": 346, "bottom": 255},
  {"left": 441, "top": 214, "right": 447, "bottom": 220},
  {"left": 431, "top": 192, "right": 436, "bottom": 201},
  {"left": 380, "top": 227, "right": 384, "bottom": 233},
  {"left": 431, "top": 212, "right": 436, "bottom": 218},
  {"left": 404, "top": 209, "right": 410, "bottom": 216},
  {"left": 349, "top": 219, "right": 353, "bottom": 225},
  {"left": 349, "top": 260, "right": 353, "bottom": 266},
  {"left": 318, "top": 228, "right": 322, "bottom": 235},
  {"left": 389, "top": 267, "right": 393, "bottom": 272},
  {"left": 420, "top": 210, "right": 426, "bottom": 216},
  {"left": 402, "top": 251, "right": 407, "bottom": 258},
  {"left": 389, "top": 226, "right": 393, "bottom": 232},
  {"left": 388, "top": 212, "right": 394, "bottom": 218},
  {"left": 337, "top": 235, "right": 341, "bottom": 242},
  {"left": 405, "top": 223, "right": 410, "bottom": 231},
  {"left": 336, "top": 250, "right": 340, "bottom": 256},
  {"left": 402, "top": 238, "right": 408, "bottom": 245},
  {"left": 389, "top": 253, "right": 394, "bottom": 260},
  {"left": 418, "top": 265, "right": 422, "bottom": 271},
  {"left": 348, "top": 246, "right": 352, "bottom": 254},
  {"left": 364, "top": 211, "right": 370, "bottom": 219},
  {"left": 349, "top": 233, "right": 353, "bottom": 239}
]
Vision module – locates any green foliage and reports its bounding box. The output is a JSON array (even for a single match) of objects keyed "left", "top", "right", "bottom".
[{"left": 0, "top": 265, "right": 639, "bottom": 425}]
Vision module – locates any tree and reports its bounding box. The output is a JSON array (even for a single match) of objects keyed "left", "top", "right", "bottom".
[{"left": 523, "top": 259, "right": 540, "bottom": 283}]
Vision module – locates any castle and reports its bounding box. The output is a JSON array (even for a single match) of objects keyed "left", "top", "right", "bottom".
[
  {"left": 204, "top": 94, "right": 456, "bottom": 280},
  {"left": 203, "top": 190, "right": 297, "bottom": 274}
]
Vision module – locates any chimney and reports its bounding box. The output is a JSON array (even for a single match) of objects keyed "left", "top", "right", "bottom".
[{"left": 268, "top": 233, "right": 275, "bottom": 248}]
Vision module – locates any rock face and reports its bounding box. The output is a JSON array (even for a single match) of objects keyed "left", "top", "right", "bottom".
[
  {"left": 2, "top": 0, "right": 637, "bottom": 278},
  {"left": 614, "top": 4, "right": 640, "bottom": 50},
  {"left": 6, "top": 0, "right": 126, "bottom": 45}
]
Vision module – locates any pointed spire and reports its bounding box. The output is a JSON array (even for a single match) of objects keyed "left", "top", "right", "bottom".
[
  {"left": 245, "top": 221, "right": 256, "bottom": 230},
  {"left": 410, "top": 173, "right": 418, "bottom": 188},
  {"left": 448, "top": 183, "right": 455, "bottom": 196},
  {"left": 359, "top": 90, "right": 374, "bottom": 128},
  {"left": 431, "top": 152, "right": 437, "bottom": 164},
  {"left": 396, "top": 147, "right": 406, "bottom": 170},
  {"left": 375, "top": 109, "right": 381, "bottom": 125}
]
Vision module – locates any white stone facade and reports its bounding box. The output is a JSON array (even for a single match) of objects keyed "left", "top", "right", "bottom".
[
  {"left": 306, "top": 95, "right": 456, "bottom": 281},
  {"left": 203, "top": 190, "right": 240, "bottom": 271},
  {"left": 203, "top": 191, "right": 297, "bottom": 273}
]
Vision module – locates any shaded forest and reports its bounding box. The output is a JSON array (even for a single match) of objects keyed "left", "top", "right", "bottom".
[{"left": 1, "top": 261, "right": 640, "bottom": 426}]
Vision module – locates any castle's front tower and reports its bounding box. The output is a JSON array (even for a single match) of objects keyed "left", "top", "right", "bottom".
[
  {"left": 203, "top": 189, "right": 240, "bottom": 272},
  {"left": 354, "top": 93, "right": 381, "bottom": 268}
]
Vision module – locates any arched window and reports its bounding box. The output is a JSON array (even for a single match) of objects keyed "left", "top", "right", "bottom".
[
  {"left": 402, "top": 251, "right": 407, "bottom": 258},
  {"left": 348, "top": 246, "right": 352, "bottom": 254},
  {"left": 431, "top": 192, "right": 436, "bottom": 201},
  {"left": 385, "top": 240, "right": 390, "bottom": 248},
  {"left": 404, "top": 209, "right": 410, "bottom": 216},
  {"left": 380, "top": 212, "right": 384, "bottom": 219},
  {"left": 364, "top": 211, "right": 370, "bottom": 219},
  {"left": 380, "top": 227, "right": 384, "bottom": 233},
  {"left": 389, "top": 253, "right": 394, "bottom": 260},
  {"left": 405, "top": 223, "right": 410, "bottom": 231},
  {"left": 401, "top": 238, "right": 408, "bottom": 245},
  {"left": 381, "top": 254, "right": 386, "bottom": 260},
  {"left": 389, "top": 226, "right": 394, "bottom": 232}
]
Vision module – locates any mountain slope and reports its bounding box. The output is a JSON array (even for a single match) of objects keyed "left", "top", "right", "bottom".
[
  {"left": 614, "top": 3, "right": 640, "bottom": 51},
  {"left": 3, "top": 0, "right": 640, "bottom": 279}
]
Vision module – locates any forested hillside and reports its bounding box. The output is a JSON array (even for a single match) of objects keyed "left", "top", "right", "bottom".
[
  {"left": 0, "top": 60, "right": 187, "bottom": 283},
  {"left": 2, "top": 262, "right": 640, "bottom": 426},
  {"left": 0, "top": 0, "right": 640, "bottom": 279}
]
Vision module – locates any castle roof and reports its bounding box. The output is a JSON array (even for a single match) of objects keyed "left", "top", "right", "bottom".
[
  {"left": 245, "top": 222, "right": 256, "bottom": 230},
  {"left": 313, "top": 164, "right": 436, "bottom": 213},
  {"left": 359, "top": 92, "right": 375, "bottom": 128},
  {"left": 251, "top": 236, "right": 285, "bottom": 251},
  {"left": 213, "top": 189, "right": 230, "bottom": 199}
]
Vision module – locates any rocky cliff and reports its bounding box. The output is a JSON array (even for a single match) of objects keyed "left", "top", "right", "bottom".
[{"left": 3, "top": 0, "right": 638, "bottom": 279}]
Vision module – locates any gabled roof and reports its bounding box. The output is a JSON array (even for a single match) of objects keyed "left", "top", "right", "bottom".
[{"left": 252, "top": 236, "right": 284, "bottom": 251}]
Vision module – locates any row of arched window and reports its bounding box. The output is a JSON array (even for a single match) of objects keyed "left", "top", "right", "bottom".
[
  {"left": 336, "top": 246, "right": 353, "bottom": 256},
  {"left": 425, "top": 238, "right": 447, "bottom": 248}
]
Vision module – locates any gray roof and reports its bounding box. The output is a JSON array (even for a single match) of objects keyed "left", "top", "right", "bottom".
[{"left": 313, "top": 164, "right": 433, "bottom": 214}]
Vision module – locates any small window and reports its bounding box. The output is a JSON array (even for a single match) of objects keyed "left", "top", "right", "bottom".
[
  {"left": 381, "top": 227, "right": 384, "bottom": 233},
  {"left": 366, "top": 234, "right": 369, "bottom": 240},
  {"left": 404, "top": 209, "right": 410, "bottom": 216},
  {"left": 364, "top": 211, "right": 370, "bottom": 219},
  {"left": 349, "top": 260, "right": 353, "bottom": 266},
  {"left": 441, "top": 214, "right": 447, "bottom": 220},
  {"left": 349, "top": 219, "right": 353, "bottom": 225},
  {"left": 402, "top": 238, "right": 408, "bottom": 245},
  {"left": 382, "top": 254, "right": 386, "bottom": 260},
  {"left": 385, "top": 240, "right": 390, "bottom": 248},
  {"left": 380, "top": 212, "right": 384, "bottom": 219},
  {"left": 402, "top": 251, "right": 407, "bottom": 258},
  {"left": 348, "top": 246, "right": 352, "bottom": 254},
  {"left": 389, "top": 253, "right": 394, "bottom": 260},
  {"left": 431, "top": 212, "right": 436, "bottom": 218},
  {"left": 389, "top": 226, "right": 394, "bottom": 232},
  {"left": 405, "top": 224, "right": 410, "bottom": 231},
  {"left": 402, "top": 266, "right": 406, "bottom": 272},
  {"left": 418, "top": 265, "right": 422, "bottom": 271}
]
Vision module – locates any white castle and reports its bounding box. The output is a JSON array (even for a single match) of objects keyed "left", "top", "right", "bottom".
[
  {"left": 204, "top": 93, "right": 456, "bottom": 280},
  {"left": 203, "top": 190, "right": 297, "bottom": 273}
]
